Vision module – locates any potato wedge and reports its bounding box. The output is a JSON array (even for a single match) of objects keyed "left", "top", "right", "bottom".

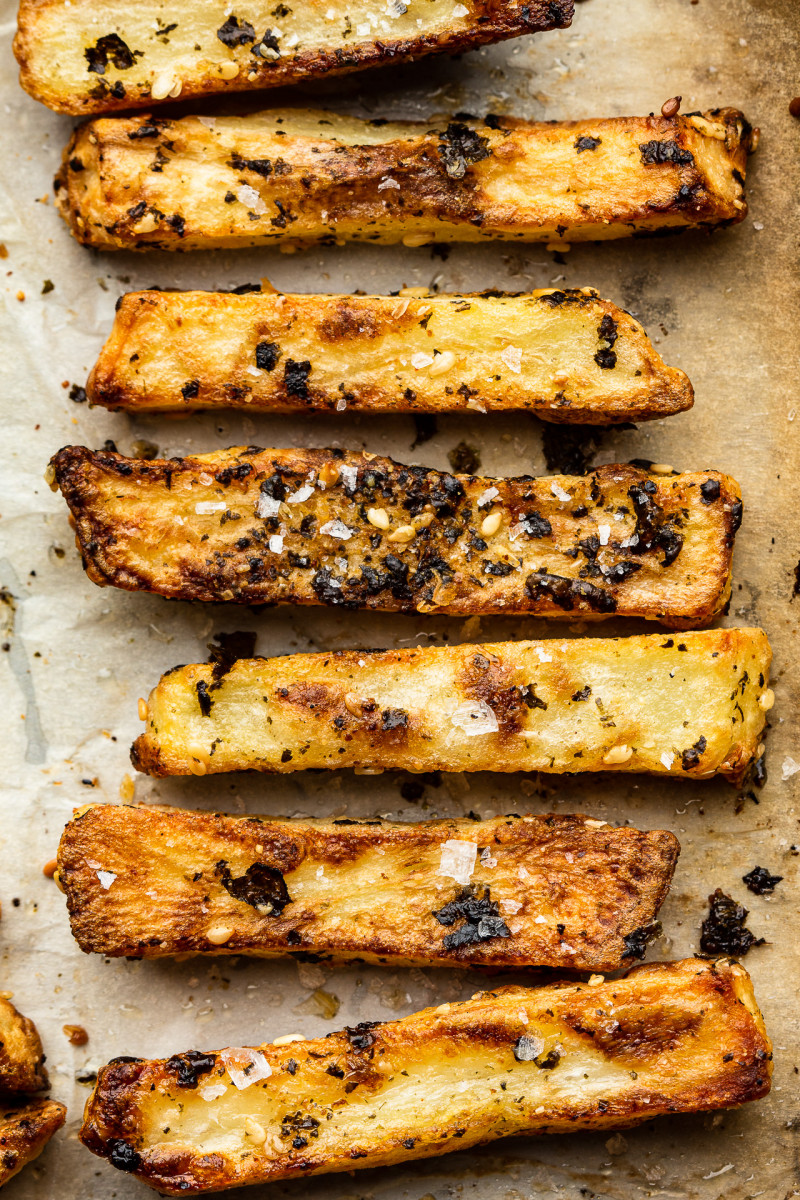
[
  {"left": 51, "top": 447, "right": 738, "bottom": 627},
  {"left": 0, "top": 996, "right": 49, "bottom": 1094},
  {"left": 56, "top": 804, "right": 679, "bottom": 971},
  {"left": 15, "top": 0, "right": 573, "bottom": 116},
  {"left": 0, "top": 1098, "right": 66, "bottom": 1186},
  {"left": 54, "top": 108, "right": 754, "bottom": 252},
  {"left": 79, "top": 959, "right": 771, "bottom": 1195},
  {"left": 87, "top": 288, "right": 693, "bottom": 423},
  {"left": 131, "top": 628, "right": 771, "bottom": 783}
]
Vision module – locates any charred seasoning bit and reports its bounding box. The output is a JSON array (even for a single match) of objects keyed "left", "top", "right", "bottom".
[
  {"left": 575, "top": 135, "right": 601, "bottom": 152},
  {"left": 345, "top": 1022, "right": 380, "bottom": 1051},
  {"left": 518, "top": 512, "right": 552, "bottom": 538},
  {"left": 108, "top": 1139, "right": 142, "bottom": 1173},
  {"left": 216, "top": 860, "right": 291, "bottom": 915},
  {"left": 217, "top": 15, "right": 256, "bottom": 45},
  {"left": 280, "top": 1112, "right": 320, "bottom": 1148},
  {"left": 700, "top": 889, "right": 764, "bottom": 957},
  {"left": 166, "top": 1050, "right": 217, "bottom": 1088},
  {"left": 85, "top": 33, "right": 139, "bottom": 74},
  {"left": 437, "top": 122, "right": 491, "bottom": 180},
  {"left": 207, "top": 630, "right": 257, "bottom": 685},
  {"left": 681, "top": 735, "right": 707, "bottom": 771},
  {"left": 571, "top": 685, "right": 591, "bottom": 701},
  {"left": 700, "top": 479, "right": 721, "bottom": 503},
  {"left": 196, "top": 679, "right": 213, "bottom": 717},
  {"left": 433, "top": 885, "right": 511, "bottom": 951},
  {"left": 284, "top": 359, "right": 312, "bottom": 399},
  {"left": 520, "top": 684, "right": 547, "bottom": 710},
  {"left": 621, "top": 922, "right": 660, "bottom": 960},
  {"left": 639, "top": 140, "right": 695, "bottom": 166},
  {"left": 182, "top": 380, "right": 200, "bottom": 400},
  {"left": 742, "top": 866, "right": 783, "bottom": 895},
  {"left": 256, "top": 341, "right": 281, "bottom": 371},
  {"left": 448, "top": 441, "right": 480, "bottom": 474},
  {"left": 69, "top": 384, "right": 87, "bottom": 404}
]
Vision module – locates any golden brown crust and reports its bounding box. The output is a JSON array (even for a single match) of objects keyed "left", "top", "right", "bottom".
[
  {"left": 16, "top": 0, "right": 573, "bottom": 116},
  {"left": 56, "top": 804, "right": 679, "bottom": 972},
  {"left": 86, "top": 288, "right": 693, "bottom": 423},
  {"left": 51, "top": 446, "right": 737, "bottom": 626},
  {"left": 78, "top": 959, "right": 771, "bottom": 1196},
  {"left": 0, "top": 1098, "right": 66, "bottom": 1186},
  {"left": 130, "top": 628, "right": 772, "bottom": 784},
  {"left": 53, "top": 108, "right": 754, "bottom": 252},
  {"left": 0, "top": 997, "right": 49, "bottom": 1093}
]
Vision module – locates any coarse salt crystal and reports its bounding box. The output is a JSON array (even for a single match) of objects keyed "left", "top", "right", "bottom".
[
  {"left": 336, "top": 398, "right": 347, "bottom": 411},
  {"left": 534, "top": 914, "right": 547, "bottom": 924},
  {"left": 479, "top": 847, "right": 497, "bottom": 868},
  {"left": 377, "top": 177, "right": 401, "bottom": 191},
  {"left": 411, "top": 351, "right": 434, "bottom": 369},
  {"left": 453, "top": 2, "right": 469, "bottom": 14},
  {"left": 550, "top": 482, "right": 571, "bottom": 502},
  {"left": 477, "top": 486, "right": 499, "bottom": 508},
  {"left": 466, "top": 398, "right": 487, "bottom": 412},
  {"left": 501, "top": 899, "right": 522, "bottom": 914},
  {"left": 195, "top": 501, "right": 226, "bottom": 515},
  {"left": 199, "top": 1081, "right": 227, "bottom": 1101},
  {"left": 246, "top": 365, "right": 261, "bottom": 377},
  {"left": 450, "top": 700, "right": 499, "bottom": 736},
  {"left": 660, "top": 751, "right": 674, "bottom": 770},
  {"left": 356, "top": 22, "right": 371, "bottom": 35},
  {"left": 255, "top": 493, "right": 281, "bottom": 519},
  {"left": 221, "top": 1048, "right": 272, "bottom": 1090},
  {"left": 197, "top": 116, "right": 217, "bottom": 129},
  {"left": 340, "top": 465, "right": 358, "bottom": 491},
  {"left": 438, "top": 839, "right": 477, "bottom": 885},
  {"left": 536, "top": 647, "right": 553, "bottom": 663},
  {"left": 287, "top": 485, "right": 314, "bottom": 504},
  {"left": 781, "top": 756, "right": 800, "bottom": 780},
  {"left": 268, "top": 534, "right": 284, "bottom": 553},
  {"left": 597, "top": 524, "right": 611, "bottom": 546},
  {"left": 500, "top": 345, "right": 522, "bottom": 374},
  {"left": 96, "top": 870, "right": 116, "bottom": 890},
  {"left": 320, "top": 519, "right": 353, "bottom": 540},
  {"left": 237, "top": 184, "right": 266, "bottom": 215}
]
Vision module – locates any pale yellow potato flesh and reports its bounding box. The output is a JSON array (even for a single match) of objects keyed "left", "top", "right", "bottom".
[
  {"left": 87, "top": 288, "right": 693, "bottom": 422},
  {"left": 132, "top": 628, "right": 771, "bottom": 783},
  {"left": 54, "top": 108, "right": 754, "bottom": 252},
  {"left": 0, "top": 1099, "right": 66, "bottom": 1186},
  {"left": 0, "top": 996, "right": 49, "bottom": 1093},
  {"left": 79, "top": 959, "right": 771, "bottom": 1195},
  {"left": 15, "top": 0, "right": 572, "bottom": 115}
]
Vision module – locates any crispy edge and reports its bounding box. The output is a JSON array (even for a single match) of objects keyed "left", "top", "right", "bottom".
[
  {"left": 0, "top": 997, "right": 49, "bottom": 1092},
  {"left": 0, "top": 1098, "right": 66, "bottom": 1185}
]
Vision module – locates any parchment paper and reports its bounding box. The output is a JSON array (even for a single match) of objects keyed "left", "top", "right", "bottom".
[{"left": 1, "top": 1, "right": 798, "bottom": 1196}]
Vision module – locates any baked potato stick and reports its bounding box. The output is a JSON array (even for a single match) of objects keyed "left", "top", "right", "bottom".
[
  {"left": 50, "top": 447, "right": 738, "bottom": 627},
  {"left": 15, "top": 0, "right": 573, "bottom": 116},
  {"left": 0, "top": 996, "right": 49, "bottom": 1093},
  {"left": 57, "top": 804, "right": 679, "bottom": 971},
  {"left": 79, "top": 959, "right": 771, "bottom": 1196},
  {"left": 54, "top": 108, "right": 754, "bottom": 252},
  {"left": 0, "top": 1099, "right": 66, "bottom": 1186},
  {"left": 87, "top": 288, "right": 693, "bottom": 423},
  {"left": 131, "top": 628, "right": 771, "bottom": 783}
]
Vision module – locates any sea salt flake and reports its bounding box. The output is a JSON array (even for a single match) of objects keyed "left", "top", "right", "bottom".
[
  {"left": 781, "top": 756, "right": 800, "bottom": 780},
  {"left": 477, "top": 486, "right": 499, "bottom": 509},
  {"left": 536, "top": 647, "right": 553, "bottom": 663},
  {"left": 439, "top": 839, "right": 477, "bottom": 885},
  {"left": 195, "top": 501, "right": 226, "bottom": 515},
  {"left": 501, "top": 899, "right": 522, "bottom": 914},
  {"left": 199, "top": 1082, "right": 227, "bottom": 1101},
  {"left": 255, "top": 493, "right": 281, "bottom": 519},
  {"left": 237, "top": 184, "right": 266, "bottom": 215},
  {"left": 221, "top": 1048, "right": 272, "bottom": 1090},
  {"left": 320, "top": 519, "right": 353, "bottom": 540},
  {"left": 452, "top": 2, "right": 469, "bottom": 14},
  {"left": 550, "top": 482, "right": 571, "bottom": 502},
  {"left": 96, "top": 870, "right": 116, "bottom": 890},
  {"left": 287, "top": 484, "right": 314, "bottom": 504},
  {"left": 479, "top": 847, "right": 497, "bottom": 868},
  {"left": 660, "top": 751, "right": 674, "bottom": 770},
  {"left": 340, "top": 465, "right": 358, "bottom": 491},
  {"left": 377, "top": 176, "right": 401, "bottom": 191},
  {"left": 268, "top": 534, "right": 284, "bottom": 553},
  {"left": 356, "top": 21, "right": 371, "bottom": 35},
  {"left": 411, "top": 351, "right": 434, "bottom": 369},
  {"left": 500, "top": 345, "right": 522, "bottom": 374},
  {"left": 597, "top": 523, "right": 611, "bottom": 546},
  {"left": 534, "top": 914, "right": 547, "bottom": 924},
  {"left": 450, "top": 700, "right": 499, "bottom": 736}
]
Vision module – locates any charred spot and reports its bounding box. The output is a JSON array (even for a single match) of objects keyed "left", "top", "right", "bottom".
[
  {"left": 284, "top": 359, "right": 312, "bottom": 399},
  {"left": 518, "top": 511, "right": 552, "bottom": 538},
  {"left": 181, "top": 380, "right": 200, "bottom": 400},
  {"left": 594, "top": 347, "right": 617, "bottom": 369},
  {"left": 85, "top": 33, "right": 139, "bottom": 74},
  {"left": 437, "top": 122, "right": 491, "bottom": 180},
  {"left": 681, "top": 735, "right": 707, "bottom": 772},
  {"left": 127, "top": 201, "right": 147, "bottom": 220},
  {"left": 216, "top": 860, "right": 291, "bottom": 916},
  {"left": 621, "top": 922, "right": 660, "bottom": 960},
  {"left": 575, "top": 135, "right": 601, "bottom": 152},
  {"left": 107, "top": 1139, "right": 142, "bottom": 1172},
  {"left": 639, "top": 140, "right": 695, "bottom": 165},
  {"left": 484, "top": 560, "right": 515, "bottom": 577},
  {"left": 256, "top": 341, "right": 281, "bottom": 371},
  {"left": 196, "top": 680, "right": 213, "bottom": 717},
  {"left": 217, "top": 14, "right": 256, "bottom": 45},
  {"left": 166, "top": 1050, "right": 217, "bottom": 1088},
  {"left": 166, "top": 214, "right": 185, "bottom": 236},
  {"left": 214, "top": 462, "right": 253, "bottom": 486},
  {"left": 345, "top": 1021, "right": 380, "bottom": 1052},
  {"left": 700, "top": 889, "right": 764, "bottom": 956},
  {"left": 381, "top": 708, "right": 408, "bottom": 731},
  {"left": 207, "top": 630, "right": 257, "bottom": 685},
  {"left": 433, "top": 885, "right": 511, "bottom": 951},
  {"left": 742, "top": 866, "right": 782, "bottom": 895}
]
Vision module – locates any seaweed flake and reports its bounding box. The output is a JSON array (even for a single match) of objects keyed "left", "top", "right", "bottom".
[
  {"left": 216, "top": 860, "right": 292, "bottom": 916},
  {"left": 700, "top": 889, "right": 764, "bottom": 956},
  {"left": 433, "top": 885, "right": 511, "bottom": 951}
]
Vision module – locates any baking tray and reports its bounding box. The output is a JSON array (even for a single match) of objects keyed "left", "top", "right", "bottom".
[{"left": 0, "top": 0, "right": 798, "bottom": 1196}]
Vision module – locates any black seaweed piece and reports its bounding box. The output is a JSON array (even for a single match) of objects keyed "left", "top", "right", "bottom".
[
  {"left": 700, "top": 889, "right": 764, "bottom": 956},
  {"left": 700, "top": 479, "right": 721, "bottom": 504},
  {"left": 742, "top": 866, "right": 783, "bottom": 895},
  {"left": 256, "top": 341, "right": 281, "bottom": 371},
  {"left": 196, "top": 680, "right": 213, "bottom": 717},
  {"left": 448, "top": 441, "right": 481, "bottom": 474},
  {"left": 518, "top": 511, "right": 552, "bottom": 538},
  {"left": 627, "top": 482, "right": 684, "bottom": 566},
  {"left": 284, "top": 359, "right": 312, "bottom": 399},
  {"left": 639, "top": 140, "right": 695, "bottom": 165},
  {"left": 108, "top": 1139, "right": 142, "bottom": 1172},
  {"left": 207, "top": 630, "right": 257, "bottom": 684},
  {"left": 280, "top": 1112, "right": 320, "bottom": 1142},
  {"left": 438, "top": 122, "right": 491, "bottom": 180},
  {"left": 217, "top": 15, "right": 257, "bottom": 45},
  {"left": 216, "top": 860, "right": 291, "bottom": 915},
  {"left": 520, "top": 685, "right": 547, "bottom": 710},
  {"left": 621, "top": 922, "right": 660, "bottom": 960},
  {"left": 166, "top": 1050, "right": 217, "bottom": 1088},
  {"left": 526, "top": 570, "right": 616, "bottom": 613},
  {"left": 681, "top": 735, "right": 707, "bottom": 771},
  {"left": 345, "top": 1021, "right": 380, "bottom": 1051},
  {"left": 575, "top": 135, "right": 601, "bottom": 152},
  {"left": 433, "top": 885, "right": 511, "bottom": 951},
  {"left": 85, "top": 33, "right": 137, "bottom": 74}
]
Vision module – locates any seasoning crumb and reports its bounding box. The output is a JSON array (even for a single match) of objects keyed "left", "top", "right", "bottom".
[
  {"left": 41, "top": 279, "right": 54, "bottom": 294},
  {"left": 742, "top": 866, "right": 782, "bottom": 895},
  {"left": 700, "top": 889, "right": 764, "bottom": 956},
  {"left": 63, "top": 1024, "right": 89, "bottom": 1046}
]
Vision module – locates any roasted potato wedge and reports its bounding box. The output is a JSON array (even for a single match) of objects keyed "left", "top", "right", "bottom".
[
  {"left": 79, "top": 959, "right": 771, "bottom": 1195},
  {"left": 15, "top": 0, "right": 573, "bottom": 116},
  {"left": 54, "top": 108, "right": 754, "bottom": 252},
  {"left": 87, "top": 288, "right": 693, "bottom": 423},
  {"left": 57, "top": 804, "right": 679, "bottom": 971},
  {"left": 0, "top": 1098, "right": 66, "bottom": 1186},
  {"left": 51, "top": 447, "right": 738, "bottom": 627},
  {"left": 0, "top": 996, "right": 48, "bottom": 1094},
  {"left": 131, "top": 628, "right": 771, "bottom": 783}
]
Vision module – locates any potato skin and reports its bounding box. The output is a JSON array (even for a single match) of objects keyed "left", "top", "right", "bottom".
[
  {"left": 51, "top": 446, "right": 737, "bottom": 627},
  {"left": 57, "top": 804, "right": 679, "bottom": 972},
  {"left": 131, "top": 628, "right": 771, "bottom": 784},
  {"left": 0, "top": 996, "right": 49, "bottom": 1093},
  {"left": 54, "top": 108, "right": 754, "bottom": 252},
  {"left": 15, "top": 0, "right": 573, "bottom": 116},
  {"left": 87, "top": 288, "right": 693, "bottom": 423},
  {"left": 79, "top": 959, "right": 771, "bottom": 1196},
  {"left": 0, "top": 1099, "right": 66, "bottom": 1186}
]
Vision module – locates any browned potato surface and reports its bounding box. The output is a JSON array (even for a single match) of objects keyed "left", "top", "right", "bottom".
[
  {"left": 87, "top": 288, "right": 693, "bottom": 423},
  {"left": 0, "top": 1099, "right": 66, "bottom": 1186},
  {"left": 131, "top": 628, "right": 772, "bottom": 783},
  {"left": 56, "top": 804, "right": 679, "bottom": 971},
  {"left": 54, "top": 108, "right": 754, "bottom": 252},
  {"left": 51, "top": 447, "right": 739, "bottom": 627},
  {"left": 79, "top": 959, "right": 771, "bottom": 1195},
  {"left": 0, "top": 996, "right": 48, "bottom": 1094},
  {"left": 15, "top": 0, "right": 572, "bottom": 115}
]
